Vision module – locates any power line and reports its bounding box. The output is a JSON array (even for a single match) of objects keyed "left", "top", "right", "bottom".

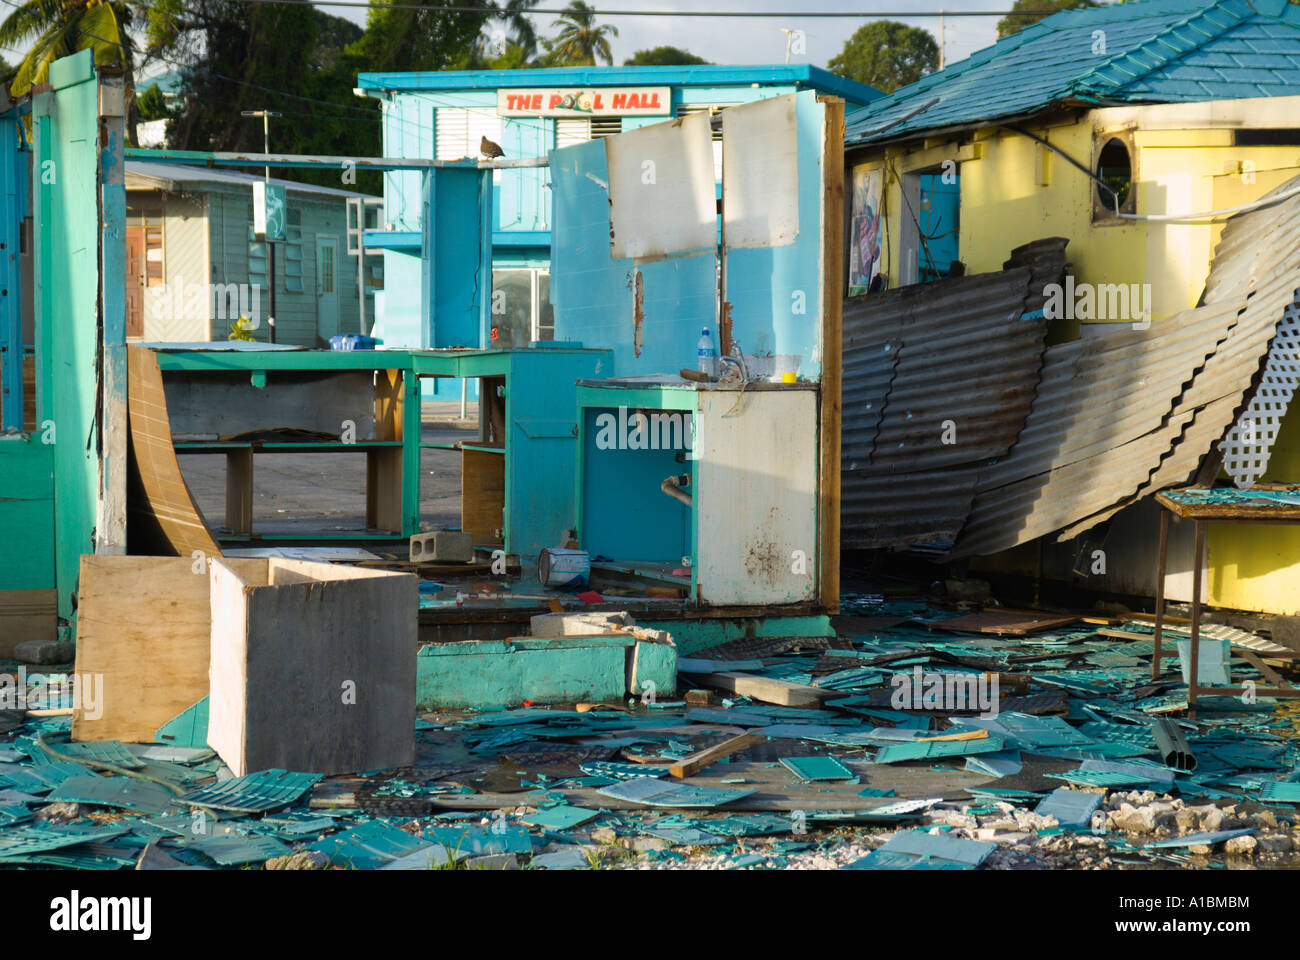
[{"left": 132, "top": 0, "right": 1063, "bottom": 17}]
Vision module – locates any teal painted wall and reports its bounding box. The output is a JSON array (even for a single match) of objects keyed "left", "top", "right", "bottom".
[
  {"left": 0, "top": 438, "right": 55, "bottom": 590},
  {"left": 36, "top": 52, "right": 111, "bottom": 621},
  {"left": 420, "top": 165, "right": 492, "bottom": 350},
  {"left": 376, "top": 249, "right": 423, "bottom": 347},
  {"left": 500, "top": 348, "right": 612, "bottom": 559}
]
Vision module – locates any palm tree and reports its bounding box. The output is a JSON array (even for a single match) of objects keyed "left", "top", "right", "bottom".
[
  {"left": 0, "top": 0, "right": 135, "bottom": 98},
  {"left": 549, "top": 1, "right": 617, "bottom": 66}
]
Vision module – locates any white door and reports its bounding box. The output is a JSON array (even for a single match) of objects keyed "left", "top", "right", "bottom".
[{"left": 317, "top": 235, "right": 339, "bottom": 341}]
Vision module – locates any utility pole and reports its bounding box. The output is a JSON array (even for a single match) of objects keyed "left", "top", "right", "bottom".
[
  {"left": 939, "top": 10, "right": 946, "bottom": 70},
  {"left": 242, "top": 110, "right": 281, "bottom": 343}
]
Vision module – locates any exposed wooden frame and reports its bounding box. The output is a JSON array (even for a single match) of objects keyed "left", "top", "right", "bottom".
[{"left": 818, "top": 95, "right": 845, "bottom": 615}]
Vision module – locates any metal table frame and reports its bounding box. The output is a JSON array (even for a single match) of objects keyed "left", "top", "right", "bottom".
[{"left": 1152, "top": 488, "right": 1300, "bottom": 719}]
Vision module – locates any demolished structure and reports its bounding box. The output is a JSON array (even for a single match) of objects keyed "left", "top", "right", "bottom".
[{"left": 840, "top": 0, "right": 1300, "bottom": 614}]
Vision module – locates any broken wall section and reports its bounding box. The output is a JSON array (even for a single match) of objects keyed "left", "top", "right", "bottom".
[{"left": 549, "top": 91, "right": 833, "bottom": 382}]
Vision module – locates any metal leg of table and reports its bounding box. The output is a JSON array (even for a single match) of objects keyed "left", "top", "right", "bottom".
[
  {"left": 1188, "top": 519, "right": 1206, "bottom": 721},
  {"left": 1152, "top": 509, "right": 1170, "bottom": 680}
]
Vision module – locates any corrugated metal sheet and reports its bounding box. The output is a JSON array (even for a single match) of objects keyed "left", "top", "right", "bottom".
[
  {"left": 840, "top": 239, "right": 1064, "bottom": 548},
  {"left": 843, "top": 176, "right": 1300, "bottom": 557},
  {"left": 1048, "top": 182, "right": 1300, "bottom": 540},
  {"left": 949, "top": 174, "right": 1300, "bottom": 556}
]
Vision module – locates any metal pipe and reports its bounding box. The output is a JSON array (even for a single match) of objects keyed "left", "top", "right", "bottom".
[{"left": 661, "top": 473, "right": 692, "bottom": 506}]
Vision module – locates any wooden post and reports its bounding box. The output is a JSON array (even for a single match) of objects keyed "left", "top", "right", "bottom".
[
  {"left": 1188, "top": 519, "right": 1206, "bottom": 720},
  {"left": 1152, "top": 508, "right": 1169, "bottom": 679},
  {"left": 817, "top": 96, "right": 845, "bottom": 615}
]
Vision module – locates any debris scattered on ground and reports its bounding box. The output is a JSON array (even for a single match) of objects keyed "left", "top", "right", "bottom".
[{"left": 3, "top": 590, "right": 1300, "bottom": 870}]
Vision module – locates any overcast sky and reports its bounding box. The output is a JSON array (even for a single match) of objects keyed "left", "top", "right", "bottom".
[{"left": 458, "top": 0, "right": 1004, "bottom": 68}]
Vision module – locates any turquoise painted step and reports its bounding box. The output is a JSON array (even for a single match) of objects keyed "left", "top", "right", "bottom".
[{"left": 416, "top": 634, "right": 676, "bottom": 710}]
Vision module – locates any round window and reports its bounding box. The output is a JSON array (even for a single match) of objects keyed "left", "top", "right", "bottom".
[{"left": 1096, "top": 137, "right": 1132, "bottom": 212}]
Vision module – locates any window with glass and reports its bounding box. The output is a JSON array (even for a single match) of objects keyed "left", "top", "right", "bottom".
[{"left": 490, "top": 267, "right": 554, "bottom": 346}]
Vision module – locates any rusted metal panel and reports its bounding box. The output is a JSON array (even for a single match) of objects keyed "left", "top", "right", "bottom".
[
  {"left": 841, "top": 464, "right": 980, "bottom": 549},
  {"left": 839, "top": 239, "right": 1063, "bottom": 548}
]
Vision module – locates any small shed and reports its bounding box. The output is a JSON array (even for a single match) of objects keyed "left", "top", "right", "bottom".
[{"left": 124, "top": 161, "right": 380, "bottom": 346}]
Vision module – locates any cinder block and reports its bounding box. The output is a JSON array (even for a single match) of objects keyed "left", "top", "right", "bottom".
[
  {"left": 529, "top": 611, "right": 633, "bottom": 637},
  {"left": 14, "top": 639, "right": 73, "bottom": 665},
  {"left": 410, "top": 530, "right": 473, "bottom": 563},
  {"left": 208, "top": 558, "right": 417, "bottom": 776}
]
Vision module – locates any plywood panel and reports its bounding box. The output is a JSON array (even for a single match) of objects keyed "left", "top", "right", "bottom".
[
  {"left": 366, "top": 447, "right": 403, "bottom": 532},
  {"left": 71, "top": 555, "right": 262, "bottom": 742},
  {"left": 461, "top": 447, "right": 504, "bottom": 545},
  {"left": 208, "top": 558, "right": 417, "bottom": 776},
  {"left": 696, "top": 390, "right": 818, "bottom": 605},
  {"left": 374, "top": 368, "right": 403, "bottom": 442},
  {"left": 126, "top": 346, "right": 223, "bottom": 558}
]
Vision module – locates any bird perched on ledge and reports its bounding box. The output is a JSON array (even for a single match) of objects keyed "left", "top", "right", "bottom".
[{"left": 480, "top": 135, "right": 505, "bottom": 159}]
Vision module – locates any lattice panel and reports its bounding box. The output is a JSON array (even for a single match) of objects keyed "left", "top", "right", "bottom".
[{"left": 1221, "top": 297, "right": 1300, "bottom": 487}]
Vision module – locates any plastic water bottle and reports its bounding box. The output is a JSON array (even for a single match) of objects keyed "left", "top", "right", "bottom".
[{"left": 697, "top": 327, "right": 717, "bottom": 379}]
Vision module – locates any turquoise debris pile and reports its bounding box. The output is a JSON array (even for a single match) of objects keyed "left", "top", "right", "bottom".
[{"left": 2, "top": 594, "right": 1299, "bottom": 870}]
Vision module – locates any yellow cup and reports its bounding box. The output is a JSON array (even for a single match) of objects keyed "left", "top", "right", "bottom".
[{"left": 781, "top": 372, "right": 796, "bottom": 384}]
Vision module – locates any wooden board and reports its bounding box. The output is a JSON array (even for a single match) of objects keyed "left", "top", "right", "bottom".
[
  {"left": 208, "top": 558, "right": 417, "bottom": 776},
  {"left": 70, "top": 555, "right": 262, "bottom": 743},
  {"left": 461, "top": 447, "right": 504, "bottom": 545},
  {"left": 126, "top": 346, "right": 223, "bottom": 558},
  {"left": 932, "top": 608, "right": 1080, "bottom": 636},
  {"left": 670, "top": 732, "right": 763, "bottom": 778},
  {"left": 0, "top": 589, "right": 57, "bottom": 657},
  {"left": 21, "top": 354, "right": 36, "bottom": 431},
  {"left": 692, "top": 671, "right": 847, "bottom": 707}
]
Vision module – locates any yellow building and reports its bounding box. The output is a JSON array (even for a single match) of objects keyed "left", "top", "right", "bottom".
[{"left": 842, "top": 0, "right": 1300, "bottom": 617}]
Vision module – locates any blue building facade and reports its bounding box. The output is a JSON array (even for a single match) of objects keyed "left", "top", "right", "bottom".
[{"left": 355, "top": 65, "right": 879, "bottom": 377}]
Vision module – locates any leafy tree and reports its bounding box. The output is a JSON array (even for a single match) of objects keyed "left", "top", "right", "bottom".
[
  {"left": 997, "top": 0, "right": 1100, "bottom": 38},
  {"left": 827, "top": 21, "right": 939, "bottom": 94},
  {"left": 0, "top": 0, "right": 135, "bottom": 98},
  {"left": 487, "top": 41, "right": 537, "bottom": 70},
  {"left": 137, "top": 82, "right": 168, "bottom": 120},
  {"left": 343, "top": 0, "right": 499, "bottom": 73},
  {"left": 624, "top": 45, "right": 709, "bottom": 66},
  {"left": 548, "top": 1, "right": 618, "bottom": 66},
  {"left": 146, "top": 1, "right": 383, "bottom": 190}
]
